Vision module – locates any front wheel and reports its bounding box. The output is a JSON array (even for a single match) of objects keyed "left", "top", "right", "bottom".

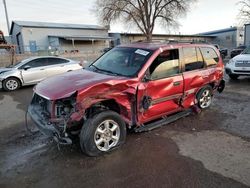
[
  {"left": 3, "top": 77, "right": 21, "bottom": 91},
  {"left": 196, "top": 86, "right": 213, "bottom": 109},
  {"left": 80, "top": 110, "right": 126, "bottom": 156}
]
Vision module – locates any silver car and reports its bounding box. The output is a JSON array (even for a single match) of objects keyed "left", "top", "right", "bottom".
[{"left": 0, "top": 56, "right": 82, "bottom": 91}]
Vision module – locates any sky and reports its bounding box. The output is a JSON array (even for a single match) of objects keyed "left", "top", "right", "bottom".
[{"left": 0, "top": 0, "right": 242, "bottom": 36}]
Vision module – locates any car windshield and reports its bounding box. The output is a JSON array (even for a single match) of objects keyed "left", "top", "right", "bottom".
[
  {"left": 241, "top": 47, "right": 250, "bottom": 54},
  {"left": 88, "top": 47, "right": 153, "bottom": 77}
]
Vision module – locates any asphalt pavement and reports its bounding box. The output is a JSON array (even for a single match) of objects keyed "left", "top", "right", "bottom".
[{"left": 0, "top": 75, "right": 250, "bottom": 188}]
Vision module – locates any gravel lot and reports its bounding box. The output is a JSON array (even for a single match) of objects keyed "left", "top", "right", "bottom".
[{"left": 0, "top": 74, "right": 250, "bottom": 188}]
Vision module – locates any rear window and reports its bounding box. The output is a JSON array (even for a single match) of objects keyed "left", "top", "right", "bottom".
[
  {"left": 183, "top": 47, "right": 205, "bottom": 72},
  {"left": 200, "top": 47, "right": 219, "bottom": 67}
]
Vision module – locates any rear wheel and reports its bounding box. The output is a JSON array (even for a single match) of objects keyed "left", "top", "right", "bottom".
[
  {"left": 229, "top": 74, "right": 239, "bottom": 80},
  {"left": 197, "top": 86, "right": 213, "bottom": 109},
  {"left": 3, "top": 77, "right": 21, "bottom": 91},
  {"left": 80, "top": 110, "right": 126, "bottom": 156}
]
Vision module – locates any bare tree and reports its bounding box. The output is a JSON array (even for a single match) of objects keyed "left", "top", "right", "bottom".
[
  {"left": 95, "top": 0, "right": 196, "bottom": 41},
  {"left": 238, "top": 0, "right": 250, "bottom": 25}
]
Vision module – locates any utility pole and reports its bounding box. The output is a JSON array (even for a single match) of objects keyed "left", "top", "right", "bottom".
[{"left": 3, "top": 0, "right": 10, "bottom": 34}]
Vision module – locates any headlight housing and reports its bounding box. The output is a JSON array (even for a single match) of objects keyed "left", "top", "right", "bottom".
[{"left": 227, "top": 59, "right": 235, "bottom": 65}]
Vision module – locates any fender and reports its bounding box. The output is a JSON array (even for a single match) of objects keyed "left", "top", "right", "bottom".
[{"left": 70, "top": 80, "right": 138, "bottom": 126}]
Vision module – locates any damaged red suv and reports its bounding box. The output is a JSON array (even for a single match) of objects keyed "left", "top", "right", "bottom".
[{"left": 28, "top": 42, "right": 225, "bottom": 156}]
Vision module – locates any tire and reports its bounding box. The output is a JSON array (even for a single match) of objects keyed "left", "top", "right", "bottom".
[
  {"left": 229, "top": 74, "right": 239, "bottom": 80},
  {"left": 196, "top": 86, "right": 213, "bottom": 109},
  {"left": 3, "top": 77, "right": 21, "bottom": 91},
  {"left": 80, "top": 110, "right": 126, "bottom": 156}
]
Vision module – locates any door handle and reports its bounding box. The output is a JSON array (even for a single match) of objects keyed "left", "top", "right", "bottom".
[
  {"left": 173, "top": 81, "right": 181, "bottom": 86},
  {"left": 40, "top": 69, "right": 44, "bottom": 70}
]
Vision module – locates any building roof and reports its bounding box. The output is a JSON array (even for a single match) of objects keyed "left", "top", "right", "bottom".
[
  {"left": 198, "top": 27, "right": 238, "bottom": 35},
  {"left": 49, "top": 35, "right": 113, "bottom": 41},
  {"left": 10, "top": 21, "right": 107, "bottom": 34}
]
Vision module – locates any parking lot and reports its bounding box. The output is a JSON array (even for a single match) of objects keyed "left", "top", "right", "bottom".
[{"left": 0, "top": 74, "right": 250, "bottom": 188}]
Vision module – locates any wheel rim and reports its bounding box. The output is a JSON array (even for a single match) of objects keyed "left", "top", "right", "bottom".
[
  {"left": 199, "top": 89, "right": 212, "bottom": 108},
  {"left": 94, "top": 119, "right": 120, "bottom": 152},
  {"left": 6, "top": 79, "right": 18, "bottom": 90}
]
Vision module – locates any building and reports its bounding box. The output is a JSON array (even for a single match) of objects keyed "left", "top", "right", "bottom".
[
  {"left": 244, "top": 24, "right": 250, "bottom": 46},
  {"left": 10, "top": 21, "right": 112, "bottom": 54},
  {"left": 109, "top": 33, "right": 216, "bottom": 46},
  {"left": 199, "top": 27, "right": 244, "bottom": 50}
]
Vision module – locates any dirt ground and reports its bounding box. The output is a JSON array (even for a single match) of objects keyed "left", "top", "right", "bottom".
[{"left": 0, "top": 75, "right": 250, "bottom": 188}]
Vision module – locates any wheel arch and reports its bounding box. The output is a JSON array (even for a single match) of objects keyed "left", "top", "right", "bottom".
[
  {"left": 84, "top": 98, "right": 133, "bottom": 127},
  {"left": 4, "top": 76, "right": 23, "bottom": 85}
]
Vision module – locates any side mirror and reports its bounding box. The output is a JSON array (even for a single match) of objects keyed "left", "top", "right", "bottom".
[
  {"left": 143, "top": 73, "right": 151, "bottom": 82},
  {"left": 23, "top": 65, "right": 31, "bottom": 70}
]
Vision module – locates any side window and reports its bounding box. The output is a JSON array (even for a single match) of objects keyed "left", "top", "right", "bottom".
[
  {"left": 149, "top": 49, "right": 179, "bottom": 80},
  {"left": 200, "top": 47, "right": 219, "bottom": 67},
  {"left": 183, "top": 47, "right": 205, "bottom": 72},
  {"left": 47, "top": 58, "right": 69, "bottom": 66},
  {"left": 21, "top": 58, "right": 47, "bottom": 68}
]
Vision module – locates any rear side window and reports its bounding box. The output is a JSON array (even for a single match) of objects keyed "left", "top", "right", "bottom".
[
  {"left": 183, "top": 47, "right": 204, "bottom": 71},
  {"left": 200, "top": 47, "right": 219, "bottom": 67},
  {"left": 149, "top": 49, "right": 179, "bottom": 80},
  {"left": 47, "top": 58, "right": 69, "bottom": 66}
]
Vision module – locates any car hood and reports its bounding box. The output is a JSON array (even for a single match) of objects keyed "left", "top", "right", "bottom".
[
  {"left": 0, "top": 67, "right": 13, "bottom": 74},
  {"left": 233, "top": 54, "right": 250, "bottom": 61},
  {"left": 35, "top": 69, "right": 124, "bottom": 100}
]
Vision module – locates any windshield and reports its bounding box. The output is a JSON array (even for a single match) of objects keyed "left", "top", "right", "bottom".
[
  {"left": 242, "top": 47, "right": 250, "bottom": 54},
  {"left": 88, "top": 47, "right": 153, "bottom": 77}
]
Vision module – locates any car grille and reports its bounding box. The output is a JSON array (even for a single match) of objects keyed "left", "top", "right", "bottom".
[
  {"left": 235, "top": 61, "right": 250, "bottom": 67},
  {"left": 234, "top": 70, "right": 250, "bottom": 73}
]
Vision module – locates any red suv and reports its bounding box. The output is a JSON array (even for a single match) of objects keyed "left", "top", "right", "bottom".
[{"left": 28, "top": 42, "right": 225, "bottom": 156}]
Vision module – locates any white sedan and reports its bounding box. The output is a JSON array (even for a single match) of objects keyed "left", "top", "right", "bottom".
[
  {"left": 226, "top": 47, "right": 250, "bottom": 80},
  {"left": 0, "top": 56, "right": 82, "bottom": 91}
]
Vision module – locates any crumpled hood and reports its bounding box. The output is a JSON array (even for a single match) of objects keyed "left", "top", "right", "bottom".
[
  {"left": 0, "top": 67, "right": 13, "bottom": 74},
  {"left": 35, "top": 69, "right": 124, "bottom": 100},
  {"left": 233, "top": 54, "right": 250, "bottom": 61}
]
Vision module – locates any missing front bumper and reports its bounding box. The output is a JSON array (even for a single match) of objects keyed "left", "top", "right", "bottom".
[{"left": 28, "top": 106, "right": 72, "bottom": 145}]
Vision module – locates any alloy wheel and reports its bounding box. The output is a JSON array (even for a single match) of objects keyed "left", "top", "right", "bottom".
[
  {"left": 94, "top": 119, "right": 120, "bottom": 151},
  {"left": 199, "top": 89, "right": 212, "bottom": 108}
]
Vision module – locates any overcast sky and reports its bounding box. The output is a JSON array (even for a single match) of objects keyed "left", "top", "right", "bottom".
[{"left": 0, "top": 0, "right": 241, "bottom": 36}]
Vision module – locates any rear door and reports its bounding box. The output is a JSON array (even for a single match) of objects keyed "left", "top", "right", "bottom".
[
  {"left": 45, "top": 57, "right": 70, "bottom": 77},
  {"left": 181, "top": 47, "right": 209, "bottom": 108},
  {"left": 20, "top": 58, "right": 48, "bottom": 84},
  {"left": 137, "top": 49, "right": 184, "bottom": 124},
  {"left": 200, "top": 47, "right": 221, "bottom": 83}
]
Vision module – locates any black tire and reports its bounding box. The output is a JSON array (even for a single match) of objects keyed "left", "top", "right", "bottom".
[
  {"left": 3, "top": 77, "right": 21, "bottom": 91},
  {"left": 196, "top": 86, "right": 213, "bottom": 109},
  {"left": 229, "top": 74, "right": 239, "bottom": 80},
  {"left": 80, "top": 110, "right": 126, "bottom": 156}
]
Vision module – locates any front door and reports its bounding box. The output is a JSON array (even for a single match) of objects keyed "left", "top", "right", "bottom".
[
  {"left": 137, "top": 49, "right": 184, "bottom": 124},
  {"left": 20, "top": 58, "right": 48, "bottom": 84}
]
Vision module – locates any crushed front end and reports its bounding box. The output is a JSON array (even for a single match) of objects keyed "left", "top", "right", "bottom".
[{"left": 28, "top": 92, "right": 81, "bottom": 145}]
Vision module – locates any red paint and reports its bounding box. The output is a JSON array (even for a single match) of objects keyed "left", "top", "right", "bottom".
[{"left": 33, "top": 43, "right": 224, "bottom": 127}]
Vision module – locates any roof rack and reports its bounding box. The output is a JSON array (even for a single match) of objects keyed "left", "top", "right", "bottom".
[{"left": 132, "top": 39, "right": 210, "bottom": 44}]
